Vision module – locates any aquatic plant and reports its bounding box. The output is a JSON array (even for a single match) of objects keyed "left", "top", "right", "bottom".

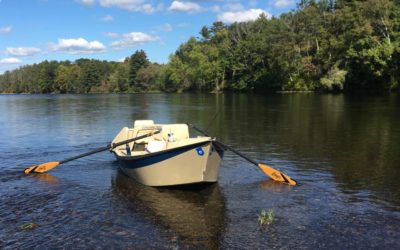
[
  {"left": 258, "top": 209, "right": 275, "bottom": 226},
  {"left": 19, "top": 222, "right": 38, "bottom": 231}
]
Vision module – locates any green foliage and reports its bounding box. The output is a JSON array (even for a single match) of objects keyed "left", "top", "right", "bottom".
[
  {"left": 258, "top": 209, "right": 275, "bottom": 226},
  {"left": 0, "top": 50, "right": 160, "bottom": 93},
  {"left": 55, "top": 64, "right": 83, "bottom": 93},
  {"left": 19, "top": 222, "right": 38, "bottom": 231},
  {"left": 128, "top": 50, "right": 150, "bottom": 91},
  {"left": 320, "top": 66, "right": 348, "bottom": 91},
  {"left": 136, "top": 63, "right": 163, "bottom": 91},
  {"left": 108, "top": 63, "right": 129, "bottom": 92},
  {"left": 38, "top": 61, "right": 57, "bottom": 93},
  {"left": 1, "top": 0, "right": 399, "bottom": 93},
  {"left": 162, "top": 0, "right": 400, "bottom": 92}
]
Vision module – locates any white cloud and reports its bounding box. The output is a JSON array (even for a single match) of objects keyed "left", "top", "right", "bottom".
[
  {"left": 51, "top": 38, "right": 106, "bottom": 54},
  {"left": 77, "top": 0, "right": 95, "bottom": 6},
  {"left": 210, "top": 5, "right": 220, "bottom": 12},
  {"left": 103, "top": 32, "right": 119, "bottom": 38},
  {"left": 99, "top": 0, "right": 143, "bottom": 10},
  {"left": 249, "top": 0, "right": 257, "bottom": 8},
  {"left": 161, "top": 23, "right": 172, "bottom": 32},
  {"left": 111, "top": 32, "right": 159, "bottom": 49},
  {"left": 101, "top": 15, "right": 114, "bottom": 21},
  {"left": 5, "top": 47, "right": 41, "bottom": 57},
  {"left": 141, "top": 3, "right": 155, "bottom": 13},
  {"left": 177, "top": 22, "right": 190, "bottom": 28},
  {"left": 117, "top": 57, "right": 127, "bottom": 62},
  {"left": 217, "top": 9, "right": 271, "bottom": 24},
  {"left": 0, "top": 57, "right": 22, "bottom": 64},
  {"left": 274, "top": 0, "right": 294, "bottom": 7},
  {"left": 168, "top": 1, "right": 202, "bottom": 13},
  {"left": 99, "top": 0, "right": 160, "bottom": 13},
  {"left": 0, "top": 26, "right": 12, "bottom": 34},
  {"left": 223, "top": 3, "right": 244, "bottom": 11}
]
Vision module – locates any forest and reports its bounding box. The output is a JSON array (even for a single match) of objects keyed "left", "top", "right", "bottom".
[{"left": 0, "top": 0, "right": 399, "bottom": 93}]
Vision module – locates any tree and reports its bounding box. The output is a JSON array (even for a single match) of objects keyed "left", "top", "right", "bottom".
[
  {"left": 38, "top": 60, "right": 57, "bottom": 93},
  {"left": 81, "top": 60, "right": 102, "bottom": 92},
  {"left": 200, "top": 26, "right": 210, "bottom": 40},
  {"left": 136, "top": 63, "right": 164, "bottom": 91},
  {"left": 55, "top": 64, "right": 82, "bottom": 93},
  {"left": 108, "top": 63, "right": 129, "bottom": 92},
  {"left": 128, "top": 50, "right": 150, "bottom": 91}
]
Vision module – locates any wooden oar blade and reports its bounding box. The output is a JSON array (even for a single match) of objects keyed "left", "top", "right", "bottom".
[
  {"left": 24, "top": 162, "right": 60, "bottom": 174},
  {"left": 258, "top": 163, "right": 297, "bottom": 186}
]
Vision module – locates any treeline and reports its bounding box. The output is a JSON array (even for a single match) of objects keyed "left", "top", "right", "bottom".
[
  {"left": 163, "top": 0, "right": 400, "bottom": 92},
  {"left": 1, "top": 0, "right": 400, "bottom": 93},
  {"left": 0, "top": 50, "right": 163, "bottom": 93}
]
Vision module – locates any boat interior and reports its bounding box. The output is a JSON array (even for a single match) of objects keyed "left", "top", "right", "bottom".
[{"left": 112, "top": 120, "right": 212, "bottom": 157}]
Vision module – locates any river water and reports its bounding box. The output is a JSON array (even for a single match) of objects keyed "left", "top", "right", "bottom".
[{"left": 0, "top": 93, "right": 399, "bottom": 249}]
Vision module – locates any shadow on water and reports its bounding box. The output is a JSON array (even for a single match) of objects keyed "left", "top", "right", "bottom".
[{"left": 111, "top": 171, "right": 226, "bottom": 249}]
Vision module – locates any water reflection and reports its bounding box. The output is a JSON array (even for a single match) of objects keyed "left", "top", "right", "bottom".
[
  {"left": 259, "top": 180, "right": 294, "bottom": 193},
  {"left": 205, "top": 93, "right": 400, "bottom": 207},
  {"left": 111, "top": 171, "right": 226, "bottom": 249},
  {"left": 29, "top": 173, "right": 59, "bottom": 184},
  {"left": 2, "top": 93, "right": 400, "bottom": 248}
]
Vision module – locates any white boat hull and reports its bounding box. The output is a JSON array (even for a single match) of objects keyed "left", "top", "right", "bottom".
[{"left": 115, "top": 140, "right": 223, "bottom": 187}]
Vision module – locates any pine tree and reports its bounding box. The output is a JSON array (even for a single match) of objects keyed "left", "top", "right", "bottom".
[{"left": 128, "top": 50, "right": 150, "bottom": 91}]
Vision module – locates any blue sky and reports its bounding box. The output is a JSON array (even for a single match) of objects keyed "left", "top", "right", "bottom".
[{"left": 0, "top": 0, "right": 296, "bottom": 73}]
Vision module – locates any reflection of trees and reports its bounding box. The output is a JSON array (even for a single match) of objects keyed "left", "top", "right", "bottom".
[
  {"left": 138, "top": 93, "right": 399, "bottom": 206},
  {"left": 209, "top": 94, "right": 400, "bottom": 205},
  {"left": 33, "top": 92, "right": 397, "bottom": 207},
  {"left": 111, "top": 171, "right": 226, "bottom": 249}
]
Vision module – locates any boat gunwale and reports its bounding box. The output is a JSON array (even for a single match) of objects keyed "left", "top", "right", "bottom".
[{"left": 114, "top": 139, "right": 217, "bottom": 161}]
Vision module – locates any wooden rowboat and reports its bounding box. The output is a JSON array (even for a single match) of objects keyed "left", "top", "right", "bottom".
[
  {"left": 24, "top": 120, "right": 295, "bottom": 186},
  {"left": 111, "top": 120, "right": 224, "bottom": 187}
]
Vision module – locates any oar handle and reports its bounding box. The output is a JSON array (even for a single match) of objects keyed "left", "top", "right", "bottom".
[
  {"left": 60, "top": 130, "right": 160, "bottom": 164},
  {"left": 187, "top": 123, "right": 258, "bottom": 166},
  {"left": 213, "top": 141, "right": 258, "bottom": 166},
  {"left": 187, "top": 123, "right": 210, "bottom": 136},
  {"left": 109, "top": 129, "right": 160, "bottom": 148}
]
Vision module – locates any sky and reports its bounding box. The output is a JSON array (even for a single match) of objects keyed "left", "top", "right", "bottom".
[{"left": 0, "top": 0, "right": 297, "bottom": 73}]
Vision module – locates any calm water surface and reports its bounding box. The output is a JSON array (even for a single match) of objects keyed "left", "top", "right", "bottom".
[{"left": 0, "top": 93, "right": 399, "bottom": 249}]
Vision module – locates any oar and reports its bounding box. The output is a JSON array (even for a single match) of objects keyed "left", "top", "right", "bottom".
[
  {"left": 187, "top": 123, "right": 297, "bottom": 186},
  {"left": 24, "top": 130, "right": 161, "bottom": 174}
]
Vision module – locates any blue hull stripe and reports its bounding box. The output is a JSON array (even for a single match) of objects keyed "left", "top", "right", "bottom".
[{"left": 117, "top": 141, "right": 213, "bottom": 169}]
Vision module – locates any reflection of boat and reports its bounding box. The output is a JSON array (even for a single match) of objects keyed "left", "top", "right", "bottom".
[
  {"left": 111, "top": 120, "right": 224, "bottom": 187},
  {"left": 111, "top": 171, "right": 226, "bottom": 249}
]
